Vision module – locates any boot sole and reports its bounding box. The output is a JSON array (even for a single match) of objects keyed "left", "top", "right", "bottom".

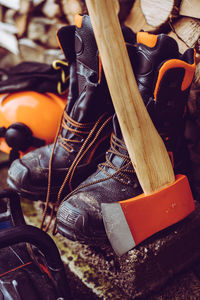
[
  {"left": 57, "top": 220, "right": 109, "bottom": 246},
  {"left": 7, "top": 156, "right": 105, "bottom": 202},
  {"left": 56, "top": 201, "right": 109, "bottom": 246},
  {"left": 7, "top": 146, "right": 111, "bottom": 201}
]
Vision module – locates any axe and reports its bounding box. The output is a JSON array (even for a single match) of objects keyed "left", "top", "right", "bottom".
[{"left": 85, "top": 0, "right": 195, "bottom": 256}]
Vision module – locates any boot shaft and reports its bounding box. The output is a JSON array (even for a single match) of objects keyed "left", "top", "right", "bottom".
[
  {"left": 57, "top": 15, "right": 137, "bottom": 124},
  {"left": 57, "top": 15, "right": 113, "bottom": 125},
  {"left": 107, "top": 33, "right": 195, "bottom": 177}
]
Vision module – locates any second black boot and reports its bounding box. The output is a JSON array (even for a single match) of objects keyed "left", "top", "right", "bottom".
[{"left": 56, "top": 32, "right": 195, "bottom": 244}]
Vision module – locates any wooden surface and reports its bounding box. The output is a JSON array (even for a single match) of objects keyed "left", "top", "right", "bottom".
[{"left": 85, "top": 0, "right": 175, "bottom": 195}]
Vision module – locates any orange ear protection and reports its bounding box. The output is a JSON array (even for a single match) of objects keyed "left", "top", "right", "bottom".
[
  {"left": 0, "top": 122, "right": 45, "bottom": 161},
  {"left": 0, "top": 91, "right": 67, "bottom": 162}
]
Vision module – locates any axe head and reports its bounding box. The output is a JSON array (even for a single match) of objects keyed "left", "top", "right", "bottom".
[
  {"left": 101, "top": 202, "right": 136, "bottom": 256},
  {"left": 101, "top": 174, "right": 195, "bottom": 256}
]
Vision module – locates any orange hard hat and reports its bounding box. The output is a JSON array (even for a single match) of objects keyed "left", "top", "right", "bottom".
[{"left": 0, "top": 91, "right": 67, "bottom": 156}]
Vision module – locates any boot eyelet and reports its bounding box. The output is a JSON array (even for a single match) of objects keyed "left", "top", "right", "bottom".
[
  {"left": 70, "top": 148, "right": 74, "bottom": 153},
  {"left": 80, "top": 138, "right": 84, "bottom": 143},
  {"left": 88, "top": 73, "right": 98, "bottom": 84}
]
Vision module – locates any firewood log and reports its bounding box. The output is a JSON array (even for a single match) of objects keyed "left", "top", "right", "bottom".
[
  {"left": 61, "top": 0, "right": 86, "bottom": 24},
  {"left": 13, "top": 0, "right": 32, "bottom": 37},
  {"left": 140, "top": 0, "right": 180, "bottom": 29},
  {"left": 168, "top": 17, "right": 200, "bottom": 53},
  {"left": 180, "top": 0, "right": 200, "bottom": 19},
  {"left": 61, "top": 0, "right": 134, "bottom": 25},
  {"left": 125, "top": 0, "right": 155, "bottom": 32}
]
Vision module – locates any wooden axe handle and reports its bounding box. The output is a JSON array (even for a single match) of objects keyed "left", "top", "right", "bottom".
[{"left": 85, "top": 0, "right": 175, "bottom": 195}]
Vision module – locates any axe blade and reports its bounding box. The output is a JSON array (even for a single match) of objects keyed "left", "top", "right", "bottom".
[
  {"left": 101, "top": 202, "right": 135, "bottom": 256},
  {"left": 101, "top": 175, "right": 195, "bottom": 256}
]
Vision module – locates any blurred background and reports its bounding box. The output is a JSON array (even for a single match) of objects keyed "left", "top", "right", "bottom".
[{"left": 0, "top": 0, "right": 135, "bottom": 68}]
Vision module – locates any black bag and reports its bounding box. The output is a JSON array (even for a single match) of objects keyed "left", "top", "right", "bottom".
[{"left": 0, "top": 60, "right": 69, "bottom": 95}]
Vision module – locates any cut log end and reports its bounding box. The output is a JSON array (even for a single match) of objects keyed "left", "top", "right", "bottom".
[{"left": 141, "top": 0, "right": 180, "bottom": 28}]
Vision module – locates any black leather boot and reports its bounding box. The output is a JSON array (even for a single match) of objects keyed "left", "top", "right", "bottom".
[
  {"left": 56, "top": 32, "right": 195, "bottom": 244},
  {"left": 7, "top": 15, "right": 136, "bottom": 201}
]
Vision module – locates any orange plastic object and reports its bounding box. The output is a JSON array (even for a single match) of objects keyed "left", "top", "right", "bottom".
[
  {"left": 120, "top": 174, "right": 195, "bottom": 245},
  {"left": 0, "top": 91, "right": 67, "bottom": 154},
  {"left": 74, "top": 14, "right": 83, "bottom": 28},
  {"left": 136, "top": 31, "right": 158, "bottom": 48},
  {"left": 154, "top": 53, "right": 196, "bottom": 100}
]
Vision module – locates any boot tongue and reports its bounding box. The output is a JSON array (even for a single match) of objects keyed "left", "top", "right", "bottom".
[
  {"left": 74, "top": 15, "right": 100, "bottom": 99},
  {"left": 74, "top": 15, "right": 99, "bottom": 74},
  {"left": 66, "top": 15, "right": 102, "bottom": 124}
]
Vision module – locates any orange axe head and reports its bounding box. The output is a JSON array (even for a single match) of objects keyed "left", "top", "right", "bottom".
[{"left": 101, "top": 174, "right": 195, "bottom": 256}]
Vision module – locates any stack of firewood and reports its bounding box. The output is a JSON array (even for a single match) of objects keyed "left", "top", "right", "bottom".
[
  {"left": 0, "top": 0, "right": 134, "bottom": 68},
  {"left": 0, "top": 0, "right": 198, "bottom": 83},
  {"left": 0, "top": 0, "right": 88, "bottom": 67}
]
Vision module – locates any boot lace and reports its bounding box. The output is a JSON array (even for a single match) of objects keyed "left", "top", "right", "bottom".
[
  {"left": 98, "top": 133, "right": 135, "bottom": 184},
  {"left": 40, "top": 111, "right": 112, "bottom": 232},
  {"left": 58, "top": 132, "right": 136, "bottom": 210},
  {"left": 58, "top": 111, "right": 94, "bottom": 152}
]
